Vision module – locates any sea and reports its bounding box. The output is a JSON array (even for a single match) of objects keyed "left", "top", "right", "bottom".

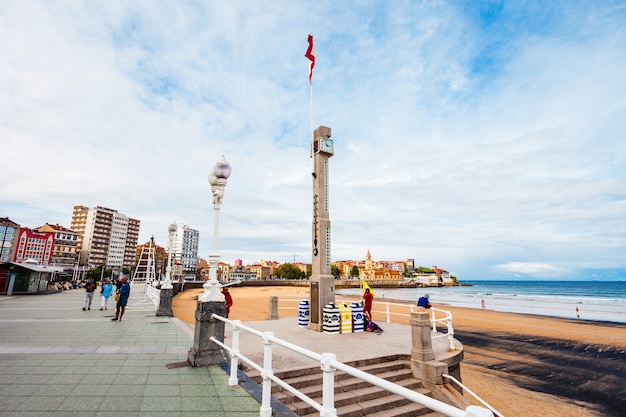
[{"left": 335, "top": 280, "right": 626, "bottom": 324}]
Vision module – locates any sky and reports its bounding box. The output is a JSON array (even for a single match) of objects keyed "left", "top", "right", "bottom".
[{"left": 1, "top": 1, "right": 625, "bottom": 281}]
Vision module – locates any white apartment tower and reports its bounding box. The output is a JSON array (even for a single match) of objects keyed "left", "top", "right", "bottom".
[
  {"left": 167, "top": 224, "right": 199, "bottom": 275},
  {"left": 70, "top": 206, "right": 140, "bottom": 272}
]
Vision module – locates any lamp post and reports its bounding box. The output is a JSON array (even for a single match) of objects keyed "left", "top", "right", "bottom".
[
  {"left": 163, "top": 223, "right": 176, "bottom": 290},
  {"left": 199, "top": 155, "right": 231, "bottom": 302},
  {"left": 188, "top": 155, "right": 231, "bottom": 367},
  {"left": 156, "top": 223, "right": 176, "bottom": 316}
]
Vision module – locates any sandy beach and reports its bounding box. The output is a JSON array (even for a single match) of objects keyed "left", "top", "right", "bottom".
[{"left": 172, "top": 286, "right": 626, "bottom": 417}]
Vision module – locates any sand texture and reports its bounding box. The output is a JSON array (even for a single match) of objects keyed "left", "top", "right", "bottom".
[{"left": 172, "top": 286, "right": 626, "bottom": 417}]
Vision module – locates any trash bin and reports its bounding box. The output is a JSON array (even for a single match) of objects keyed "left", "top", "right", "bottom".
[
  {"left": 322, "top": 302, "right": 340, "bottom": 334},
  {"left": 298, "top": 300, "right": 310, "bottom": 328},
  {"left": 338, "top": 302, "right": 353, "bottom": 333},
  {"left": 351, "top": 302, "right": 365, "bottom": 332}
]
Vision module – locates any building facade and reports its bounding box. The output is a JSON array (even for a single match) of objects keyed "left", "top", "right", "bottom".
[
  {"left": 35, "top": 223, "right": 79, "bottom": 267},
  {"left": 0, "top": 217, "right": 19, "bottom": 263},
  {"left": 70, "top": 205, "right": 140, "bottom": 273},
  {"left": 13, "top": 228, "right": 55, "bottom": 265},
  {"left": 167, "top": 224, "right": 199, "bottom": 275}
]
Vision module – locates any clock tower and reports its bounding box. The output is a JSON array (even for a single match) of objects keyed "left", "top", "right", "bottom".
[{"left": 309, "top": 125, "right": 335, "bottom": 331}]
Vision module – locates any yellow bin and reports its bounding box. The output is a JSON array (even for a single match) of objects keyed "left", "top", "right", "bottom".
[{"left": 338, "top": 302, "right": 353, "bottom": 333}]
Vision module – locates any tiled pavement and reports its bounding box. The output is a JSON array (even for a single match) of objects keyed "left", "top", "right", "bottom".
[{"left": 0, "top": 285, "right": 261, "bottom": 417}]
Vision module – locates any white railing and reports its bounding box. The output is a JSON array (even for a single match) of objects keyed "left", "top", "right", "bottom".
[
  {"left": 145, "top": 284, "right": 160, "bottom": 308},
  {"left": 277, "top": 299, "right": 457, "bottom": 350},
  {"left": 210, "top": 315, "right": 493, "bottom": 417},
  {"left": 443, "top": 374, "right": 503, "bottom": 417},
  {"left": 430, "top": 307, "right": 456, "bottom": 350}
]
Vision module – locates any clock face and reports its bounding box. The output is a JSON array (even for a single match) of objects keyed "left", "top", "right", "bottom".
[{"left": 319, "top": 138, "right": 334, "bottom": 154}]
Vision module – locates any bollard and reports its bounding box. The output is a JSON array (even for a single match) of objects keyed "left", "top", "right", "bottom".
[
  {"left": 322, "top": 303, "right": 340, "bottom": 334},
  {"left": 351, "top": 302, "right": 365, "bottom": 332},
  {"left": 298, "top": 300, "right": 310, "bottom": 327},
  {"left": 267, "top": 296, "right": 279, "bottom": 320}
]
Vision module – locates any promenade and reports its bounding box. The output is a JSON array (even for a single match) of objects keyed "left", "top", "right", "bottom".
[{"left": 0, "top": 285, "right": 260, "bottom": 417}]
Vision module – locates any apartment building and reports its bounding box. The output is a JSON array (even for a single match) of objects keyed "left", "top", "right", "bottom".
[
  {"left": 35, "top": 223, "right": 79, "bottom": 267},
  {"left": 13, "top": 228, "right": 54, "bottom": 265},
  {"left": 0, "top": 217, "right": 19, "bottom": 263},
  {"left": 167, "top": 224, "right": 199, "bottom": 275},
  {"left": 70, "top": 206, "right": 140, "bottom": 272}
]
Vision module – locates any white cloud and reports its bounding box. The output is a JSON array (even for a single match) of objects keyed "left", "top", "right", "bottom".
[{"left": 1, "top": 1, "right": 625, "bottom": 280}]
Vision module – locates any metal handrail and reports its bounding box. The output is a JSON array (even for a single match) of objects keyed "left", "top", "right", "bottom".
[
  {"left": 211, "top": 314, "right": 493, "bottom": 417},
  {"left": 443, "top": 374, "right": 502, "bottom": 417}
]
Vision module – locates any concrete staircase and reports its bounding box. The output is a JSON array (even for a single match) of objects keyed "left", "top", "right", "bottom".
[{"left": 247, "top": 354, "right": 446, "bottom": 417}]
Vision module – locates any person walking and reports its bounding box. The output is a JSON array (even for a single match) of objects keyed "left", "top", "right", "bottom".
[
  {"left": 111, "top": 277, "right": 131, "bottom": 321},
  {"left": 363, "top": 288, "right": 373, "bottom": 322},
  {"left": 222, "top": 287, "right": 233, "bottom": 318},
  {"left": 99, "top": 279, "right": 113, "bottom": 310},
  {"left": 82, "top": 278, "right": 96, "bottom": 311}
]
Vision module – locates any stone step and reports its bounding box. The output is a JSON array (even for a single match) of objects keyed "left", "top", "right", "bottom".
[
  {"left": 273, "top": 368, "right": 420, "bottom": 404},
  {"left": 286, "top": 378, "right": 430, "bottom": 415},
  {"left": 297, "top": 390, "right": 442, "bottom": 417},
  {"left": 267, "top": 359, "right": 411, "bottom": 394}
]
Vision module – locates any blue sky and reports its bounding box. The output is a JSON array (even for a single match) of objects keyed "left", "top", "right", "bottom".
[{"left": 1, "top": 1, "right": 625, "bottom": 280}]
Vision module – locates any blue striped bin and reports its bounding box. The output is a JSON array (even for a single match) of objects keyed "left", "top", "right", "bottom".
[
  {"left": 298, "top": 300, "right": 310, "bottom": 328},
  {"left": 351, "top": 302, "right": 365, "bottom": 332}
]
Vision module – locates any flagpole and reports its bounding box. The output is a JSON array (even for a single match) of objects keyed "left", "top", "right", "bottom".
[
  {"left": 305, "top": 34, "right": 316, "bottom": 157},
  {"left": 310, "top": 81, "right": 314, "bottom": 145}
]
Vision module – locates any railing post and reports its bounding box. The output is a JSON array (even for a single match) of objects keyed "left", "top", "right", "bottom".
[
  {"left": 446, "top": 312, "right": 456, "bottom": 350},
  {"left": 228, "top": 320, "right": 241, "bottom": 386},
  {"left": 259, "top": 331, "right": 274, "bottom": 417},
  {"left": 320, "top": 352, "right": 337, "bottom": 417}
]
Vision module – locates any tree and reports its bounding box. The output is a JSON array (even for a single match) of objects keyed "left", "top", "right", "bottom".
[
  {"left": 274, "top": 263, "right": 305, "bottom": 280},
  {"left": 331, "top": 264, "right": 341, "bottom": 279},
  {"left": 86, "top": 265, "right": 111, "bottom": 282},
  {"left": 350, "top": 266, "right": 359, "bottom": 278}
]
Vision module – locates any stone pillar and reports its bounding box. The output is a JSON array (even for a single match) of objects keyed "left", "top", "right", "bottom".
[
  {"left": 410, "top": 309, "right": 448, "bottom": 384},
  {"left": 188, "top": 300, "right": 227, "bottom": 367},
  {"left": 267, "top": 296, "right": 279, "bottom": 320},
  {"left": 156, "top": 287, "right": 173, "bottom": 317}
]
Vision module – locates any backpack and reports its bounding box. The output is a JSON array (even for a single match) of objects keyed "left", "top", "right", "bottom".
[{"left": 366, "top": 321, "right": 383, "bottom": 333}]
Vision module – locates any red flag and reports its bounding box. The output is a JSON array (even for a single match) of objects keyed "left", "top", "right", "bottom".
[{"left": 305, "top": 34, "right": 315, "bottom": 84}]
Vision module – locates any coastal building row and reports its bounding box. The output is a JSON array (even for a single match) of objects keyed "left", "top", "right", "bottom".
[{"left": 1, "top": 206, "right": 143, "bottom": 293}]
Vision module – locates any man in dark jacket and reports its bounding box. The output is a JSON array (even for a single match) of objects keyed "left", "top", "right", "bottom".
[
  {"left": 111, "top": 277, "right": 131, "bottom": 321},
  {"left": 82, "top": 278, "right": 96, "bottom": 311}
]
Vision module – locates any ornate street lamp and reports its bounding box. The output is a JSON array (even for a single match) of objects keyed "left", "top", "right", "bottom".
[
  {"left": 162, "top": 223, "right": 176, "bottom": 290},
  {"left": 199, "top": 155, "right": 231, "bottom": 302}
]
